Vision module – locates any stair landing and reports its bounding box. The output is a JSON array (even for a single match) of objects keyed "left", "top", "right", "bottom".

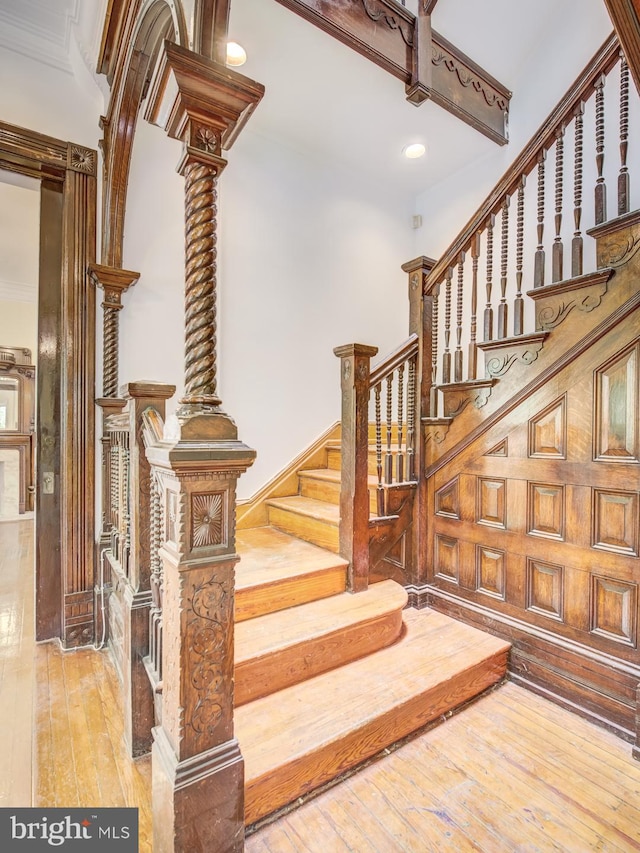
[{"left": 237, "top": 607, "right": 510, "bottom": 826}]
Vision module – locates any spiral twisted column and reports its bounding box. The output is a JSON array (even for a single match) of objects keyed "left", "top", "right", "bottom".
[
  {"left": 103, "top": 300, "right": 120, "bottom": 397},
  {"left": 178, "top": 149, "right": 227, "bottom": 411}
]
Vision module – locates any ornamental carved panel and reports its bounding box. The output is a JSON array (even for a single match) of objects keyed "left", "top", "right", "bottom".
[
  {"left": 594, "top": 344, "right": 639, "bottom": 461},
  {"left": 191, "top": 491, "right": 227, "bottom": 549},
  {"left": 477, "top": 477, "right": 506, "bottom": 528},
  {"left": 590, "top": 575, "right": 637, "bottom": 646},
  {"left": 476, "top": 545, "right": 505, "bottom": 600},
  {"left": 529, "top": 396, "right": 566, "bottom": 459},
  {"left": 434, "top": 534, "right": 459, "bottom": 582},
  {"left": 527, "top": 558, "right": 564, "bottom": 621},
  {"left": 592, "top": 489, "right": 639, "bottom": 556}
]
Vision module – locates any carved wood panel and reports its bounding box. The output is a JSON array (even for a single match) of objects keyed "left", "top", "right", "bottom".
[{"left": 426, "top": 312, "right": 640, "bottom": 736}]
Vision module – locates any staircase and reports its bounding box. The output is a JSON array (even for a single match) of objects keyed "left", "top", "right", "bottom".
[{"left": 234, "top": 442, "right": 510, "bottom": 827}]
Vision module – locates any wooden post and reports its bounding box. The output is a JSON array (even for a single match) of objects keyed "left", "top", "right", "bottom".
[
  {"left": 144, "top": 41, "right": 264, "bottom": 852},
  {"left": 402, "top": 257, "right": 436, "bottom": 603},
  {"left": 334, "top": 343, "right": 378, "bottom": 593}
]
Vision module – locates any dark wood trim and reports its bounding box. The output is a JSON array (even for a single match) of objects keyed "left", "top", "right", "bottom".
[
  {"left": 424, "top": 34, "right": 620, "bottom": 293},
  {"left": 0, "top": 121, "right": 98, "bottom": 645},
  {"left": 603, "top": 0, "right": 640, "bottom": 93},
  {"left": 271, "top": 0, "right": 510, "bottom": 143},
  {"left": 194, "top": 0, "right": 230, "bottom": 64},
  {"left": 426, "top": 288, "right": 640, "bottom": 477}
]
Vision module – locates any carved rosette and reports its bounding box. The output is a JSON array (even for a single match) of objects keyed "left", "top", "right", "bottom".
[
  {"left": 67, "top": 144, "right": 97, "bottom": 175},
  {"left": 191, "top": 491, "right": 226, "bottom": 548}
]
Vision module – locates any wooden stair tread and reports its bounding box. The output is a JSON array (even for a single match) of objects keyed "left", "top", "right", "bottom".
[
  {"left": 266, "top": 495, "right": 340, "bottom": 523},
  {"left": 298, "top": 468, "right": 377, "bottom": 486},
  {"left": 235, "top": 580, "right": 408, "bottom": 705},
  {"left": 236, "top": 527, "right": 347, "bottom": 621},
  {"left": 237, "top": 608, "right": 510, "bottom": 824}
]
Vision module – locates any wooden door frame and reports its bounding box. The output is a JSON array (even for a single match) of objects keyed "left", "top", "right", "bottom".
[{"left": 0, "top": 120, "right": 97, "bottom": 646}]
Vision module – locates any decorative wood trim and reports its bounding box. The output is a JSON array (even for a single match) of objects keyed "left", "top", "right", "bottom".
[
  {"left": 0, "top": 120, "right": 98, "bottom": 646},
  {"left": 271, "top": 0, "right": 510, "bottom": 143},
  {"left": 439, "top": 379, "right": 495, "bottom": 417},
  {"left": 477, "top": 332, "right": 547, "bottom": 378},
  {"left": 236, "top": 422, "right": 341, "bottom": 530},
  {"left": 424, "top": 34, "right": 620, "bottom": 294},
  {"left": 194, "top": 0, "right": 230, "bottom": 64},
  {"left": 527, "top": 269, "right": 614, "bottom": 330},
  {"left": 427, "top": 288, "right": 640, "bottom": 477}
]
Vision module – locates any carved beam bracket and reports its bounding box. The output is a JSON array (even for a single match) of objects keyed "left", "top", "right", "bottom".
[
  {"left": 272, "top": 0, "right": 510, "bottom": 143},
  {"left": 477, "top": 332, "right": 548, "bottom": 378},
  {"left": 587, "top": 209, "right": 640, "bottom": 268},
  {"left": 422, "top": 416, "right": 453, "bottom": 445},
  {"left": 527, "top": 269, "right": 615, "bottom": 330},
  {"left": 438, "top": 379, "right": 496, "bottom": 417}
]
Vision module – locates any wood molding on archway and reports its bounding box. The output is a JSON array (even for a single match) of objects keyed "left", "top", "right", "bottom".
[{"left": 0, "top": 120, "right": 97, "bottom": 646}]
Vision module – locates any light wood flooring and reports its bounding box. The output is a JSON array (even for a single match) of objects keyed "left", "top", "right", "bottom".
[{"left": 3, "top": 519, "right": 640, "bottom": 850}]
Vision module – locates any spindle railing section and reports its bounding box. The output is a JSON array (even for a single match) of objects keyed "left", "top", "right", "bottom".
[
  {"left": 422, "top": 36, "right": 634, "bottom": 414},
  {"left": 105, "top": 414, "right": 131, "bottom": 579},
  {"left": 369, "top": 334, "right": 419, "bottom": 516}
]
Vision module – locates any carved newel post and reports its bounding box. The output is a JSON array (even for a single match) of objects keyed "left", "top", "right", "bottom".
[{"left": 144, "top": 42, "right": 264, "bottom": 853}]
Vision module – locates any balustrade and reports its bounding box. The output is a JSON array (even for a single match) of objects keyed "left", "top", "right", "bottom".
[{"left": 422, "top": 37, "right": 635, "bottom": 416}]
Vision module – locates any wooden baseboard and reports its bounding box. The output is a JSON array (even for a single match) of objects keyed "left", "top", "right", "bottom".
[
  {"left": 237, "top": 422, "right": 341, "bottom": 530},
  {"left": 427, "top": 586, "right": 640, "bottom": 741}
]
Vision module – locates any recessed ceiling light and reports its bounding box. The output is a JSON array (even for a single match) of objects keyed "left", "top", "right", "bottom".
[
  {"left": 403, "top": 143, "right": 426, "bottom": 159},
  {"left": 226, "top": 42, "right": 247, "bottom": 67}
]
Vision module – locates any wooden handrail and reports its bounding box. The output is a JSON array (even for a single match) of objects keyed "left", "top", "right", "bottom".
[
  {"left": 424, "top": 33, "right": 620, "bottom": 293},
  {"left": 369, "top": 333, "right": 419, "bottom": 387}
]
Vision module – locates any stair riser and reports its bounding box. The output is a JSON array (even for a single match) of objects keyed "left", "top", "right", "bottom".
[
  {"left": 268, "top": 506, "right": 339, "bottom": 553},
  {"left": 235, "top": 568, "right": 346, "bottom": 622},
  {"left": 244, "top": 649, "right": 508, "bottom": 825},
  {"left": 235, "top": 610, "right": 404, "bottom": 706},
  {"left": 299, "top": 475, "right": 379, "bottom": 513}
]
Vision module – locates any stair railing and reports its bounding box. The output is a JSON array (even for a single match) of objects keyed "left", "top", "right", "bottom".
[
  {"left": 334, "top": 335, "right": 420, "bottom": 592},
  {"left": 422, "top": 34, "right": 634, "bottom": 417}
]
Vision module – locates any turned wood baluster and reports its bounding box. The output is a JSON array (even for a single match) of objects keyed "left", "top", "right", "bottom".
[
  {"left": 454, "top": 252, "right": 465, "bottom": 381},
  {"left": 514, "top": 175, "right": 526, "bottom": 335},
  {"left": 498, "top": 196, "right": 510, "bottom": 338},
  {"left": 429, "top": 285, "right": 440, "bottom": 417},
  {"left": 468, "top": 234, "right": 480, "bottom": 379},
  {"left": 406, "top": 356, "right": 416, "bottom": 480},
  {"left": 385, "top": 374, "right": 393, "bottom": 485},
  {"left": 534, "top": 149, "right": 546, "bottom": 288},
  {"left": 572, "top": 103, "right": 584, "bottom": 277},
  {"left": 374, "top": 382, "right": 384, "bottom": 516},
  {"left": 595, "top": 73, "right": 607, "bottom": 225},
  {"left": 442, "top": 266, "right": 453, "bottom": 383},
  {"left": 122, "top": 438, "right": 131, "bottom": 577},
  {"left": 483, "top": 215, "right": 495, "bottom": 340},
  {"left": 396, "top": 364, "right": 405, "bottom": 483},
  {"left": 619, "top": 53, "right": 630, "bottom": 216},
  {"left": 552, "top": 125, "right": 565, "bottom": 283}
]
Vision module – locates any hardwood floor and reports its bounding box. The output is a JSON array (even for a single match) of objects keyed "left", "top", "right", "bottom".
[{"left": 3, "top": 519, "right": 640, "bottom": 851}]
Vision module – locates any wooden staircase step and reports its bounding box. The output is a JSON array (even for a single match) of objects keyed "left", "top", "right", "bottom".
[
  {"left": 237, "top": 608, "right": 510, "bottom": 825},
  {"left": 266, "top": 495, "right": 340, "bottom": 552},
  {"left": 235, "top": 579, "right": 407, "bottom": 706},
  {"left": 236, "top": 527, "right": 347, "bottom": 621},
  {"left": 326, "top": 444, "right": 406, "bottom": 477},
  {"left": 299, "top": 468, "right": 380, "bottom": 512}
]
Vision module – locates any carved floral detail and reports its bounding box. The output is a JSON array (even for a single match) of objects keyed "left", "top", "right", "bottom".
[
  {"left": 194, "top": 125, "right": 219, "bottom": 153},
  {"left": 188, "top": 577, "right": 229, "bottom": 737},
  {"left": 166, "top": 490, "right": 178, "bottom": 543},
  {"left": 343, "top": 359, "right": 352, "bottom": 381},
  {"left": 431, "top": 46, "right": 508, "bottom": 110},
  {"left": 69, "top": 145, "right": 96, "bottom": 175},
  {"left": 191, "top": 492, "right": 225, "bottom": 548}
]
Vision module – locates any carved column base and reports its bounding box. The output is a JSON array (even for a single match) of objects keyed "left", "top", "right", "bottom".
[{"left": 152, "top": 727, "right": 244, "bottom": 853}]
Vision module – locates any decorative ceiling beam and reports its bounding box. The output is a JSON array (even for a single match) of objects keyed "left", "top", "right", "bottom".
[
  {"left": 603, "top": 0, "right": 640, "bottom": 93},
  {"left": 271, "top": 0, "right": 510, "bottom": 144}
]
